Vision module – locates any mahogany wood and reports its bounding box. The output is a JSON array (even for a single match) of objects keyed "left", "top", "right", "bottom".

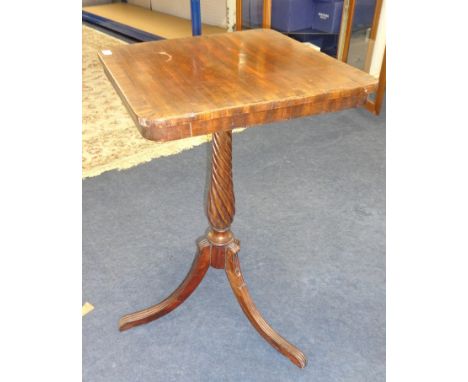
[
  {"left": 119, "top": 239, "right": 211, "bottom": 331},
  {"left": 207, "top": 132, "right": 235, "bottom": 232},
  {"left": 99, "top": 29, "right": 377, "bottom": 143},
  {"left": 225, "top": 240, "right": 307, "bottom": 368},
  {"left": 99, "top": 29, "right": 377, "bottom": 368},
  {"left": 207, "top": 132, "right": 306, "bottom": 367}
]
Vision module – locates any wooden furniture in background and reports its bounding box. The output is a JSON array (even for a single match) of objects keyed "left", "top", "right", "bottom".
[
  {"left": 235, "top": 0, "right": 272, "bottom": 30},
  {"left": 364, "top": 47, "right": 385, "bottom": 115},
  {"left": 338, "top": 0, "right": 385, "bottom": 115},
  {"left": 236, "top": 0, "right": 243, "bottom": 30},
  {"left": 364, "top": 0, "right": 383, "bottom": 71},
  {"left": 339, "top": 0, "right": 356, "bottom": 63},
  {"left": 364, "top": 0, "right": 385, "bottom": 115},
  {"left": 263, "top": 0, "right": 272, "bottom": 28},
  {"left": 99, "top": 29, "right": 377, "bottom": 367}
]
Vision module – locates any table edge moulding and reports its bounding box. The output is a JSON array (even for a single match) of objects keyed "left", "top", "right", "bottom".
[{"left": 98, "top": 28, "right": 378, "bottom": 368}]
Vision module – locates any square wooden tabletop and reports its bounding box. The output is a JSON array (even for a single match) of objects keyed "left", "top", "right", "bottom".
[{"left": 98, "top": 29, "right": 378, "bottom": 142}]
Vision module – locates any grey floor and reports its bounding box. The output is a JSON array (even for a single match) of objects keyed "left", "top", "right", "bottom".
[{"left": 83, "top": 105, "right": 385, "bottom": 382}]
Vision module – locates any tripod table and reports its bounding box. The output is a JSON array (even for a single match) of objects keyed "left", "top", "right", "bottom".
[{"left": 98, "top": 29, "right": 377, "bottom": 368}]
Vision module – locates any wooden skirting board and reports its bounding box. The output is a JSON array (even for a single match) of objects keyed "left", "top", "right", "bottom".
[{"left": 83, "top": 3, "right": 226, "bottom": 40}]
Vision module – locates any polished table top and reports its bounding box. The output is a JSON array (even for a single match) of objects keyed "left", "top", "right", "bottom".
[
  {"left": 98, "top": 29, "right": 377, "bottom": 142},
  {"left": 98, "top": 28, "right": 379, "bottom": 368}
]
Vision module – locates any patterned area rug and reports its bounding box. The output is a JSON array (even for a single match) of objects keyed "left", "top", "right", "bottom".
[{"left": 82, "top": 25, "right": 214, "bottom": 178}]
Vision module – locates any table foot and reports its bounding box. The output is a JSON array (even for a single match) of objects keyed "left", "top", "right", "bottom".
[
  {"left": 225, "top": 241, "right": 308, "bottom": 369},
  {"left": 119, "top": 239, "right": 211, "bottom": 332},
  {"left": 116, "top": 131, "right": 307, "bottom": 367}
]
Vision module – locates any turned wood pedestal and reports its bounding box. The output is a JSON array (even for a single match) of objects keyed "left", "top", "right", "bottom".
[
  {"left": 98, "top": 29, "right": 377, "bottom": 367},
  {"left": 119, "top": 131, "right": 307, "bottom": 367}
]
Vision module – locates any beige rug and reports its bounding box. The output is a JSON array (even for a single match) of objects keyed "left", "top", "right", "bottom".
[{"left": 82, "top": 25, "right": 214, "bottom": 178}]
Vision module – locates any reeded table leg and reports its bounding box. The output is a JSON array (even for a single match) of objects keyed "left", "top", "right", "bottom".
[
  {"left": 119, "top": 239, "right": 210, "bottom": 331},
  {"left": 205, "top": 131, "right": 307, "bottom": 368},
  {"left": 225, "top": 242, "right": 307, "bottom": 368},
  {"left": 119, "top": 131, "right": 307, "bottom": 368}
]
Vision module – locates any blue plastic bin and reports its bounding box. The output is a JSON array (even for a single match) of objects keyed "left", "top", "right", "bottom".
[
  {"left": 242, "top": 0, "right": 374, "bottom": 33},
  {"left": 271, "top": 0, "right": 315, "bottom": 32},
  {"left": 312, "top": 0, "right": 343, "bottom": 34},
  {"left": 313, "top": 0, "right": 375, "bottom": 28}
]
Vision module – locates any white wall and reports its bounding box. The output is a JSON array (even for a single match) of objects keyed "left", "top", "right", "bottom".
[{"left": 150, "top": 0, "right": 228, "bottom": 28}]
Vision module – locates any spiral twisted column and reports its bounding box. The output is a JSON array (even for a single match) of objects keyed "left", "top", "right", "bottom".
[
  {"left": 120, "top": 129, "right": 307, "bottom": 367},
  {"left": 207, "top": 131, "right": 235, "bottom": 235}
]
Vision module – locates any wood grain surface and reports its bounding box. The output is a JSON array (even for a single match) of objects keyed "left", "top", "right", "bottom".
[
  {"left": 99, "top": 29, "right": 377, "bottom": 142},
  {"left": 117, "top": 130, "right": 308, "bottom": 367},
  {"left": 103, "top": 29, "right": 377, "bottom": 367},
  {"left": 225, "top": 242, "right": 307, "bottom": 368},
  {"left": 119, "top": 239, "right": 211, "bottom": 331}
]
